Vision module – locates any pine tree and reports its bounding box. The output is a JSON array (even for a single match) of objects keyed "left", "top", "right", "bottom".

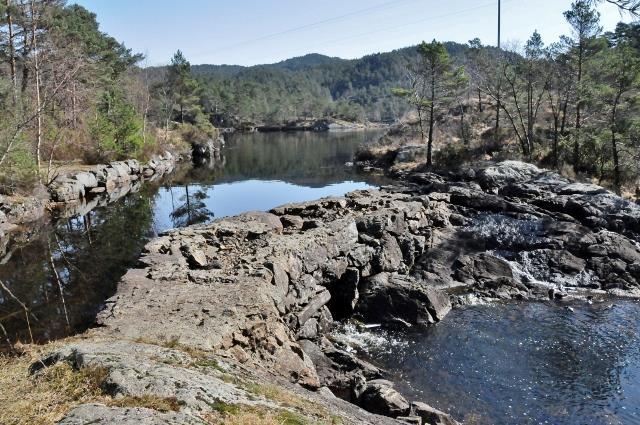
[{"left": 564, "top": 0, "right": 601, "bottom": 167}]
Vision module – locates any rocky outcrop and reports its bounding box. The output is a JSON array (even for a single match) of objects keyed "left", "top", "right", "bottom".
[{"left": 30, "top": 161, "right": 640, "bottom": 424}]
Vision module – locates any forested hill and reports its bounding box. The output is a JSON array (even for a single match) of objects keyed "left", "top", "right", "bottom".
[{"left": 187, "top": 42, "right": 470, "bottom": 126}]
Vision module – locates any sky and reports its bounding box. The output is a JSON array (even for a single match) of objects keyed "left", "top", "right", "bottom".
[{"left": 72, "top": 0, "right": 631, "bottom": 66}]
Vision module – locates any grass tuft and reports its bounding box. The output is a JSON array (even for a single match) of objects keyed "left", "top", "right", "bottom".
[
  {"left": 202, "top": 404, "right": 309, "bottom": 425},
  {"left": 108, "top": 395, "right": 181, "bottom": 413}
]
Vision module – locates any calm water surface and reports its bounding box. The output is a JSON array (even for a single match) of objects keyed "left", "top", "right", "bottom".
[
  {"left": 357, "top": 301, "right": 640, "bottom": 425},
  {"left": 0, "top": 131, "right": 385, "bottom": 347}
]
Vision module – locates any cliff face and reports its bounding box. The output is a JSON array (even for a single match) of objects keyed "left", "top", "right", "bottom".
[{"left": 33, "top": 161, "right": 640, "bottom": 424}]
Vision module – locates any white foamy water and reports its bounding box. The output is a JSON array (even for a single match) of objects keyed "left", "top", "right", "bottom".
[{"left": 331, "top": 322, "right": 408, "bottom": 355}]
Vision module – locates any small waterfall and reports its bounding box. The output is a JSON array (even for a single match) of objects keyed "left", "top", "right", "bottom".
[
  {"left": 331, "top": 322, "right": 407, "bottom": 355},
  {"left": 466, "top": 213, "right": 547, "bottom": 251},
  {"left": 491, "top": 250, "right": 597, "bottom": 290},
  {"left": 466, "top": 214, "right": 597, "bottom": 291}
]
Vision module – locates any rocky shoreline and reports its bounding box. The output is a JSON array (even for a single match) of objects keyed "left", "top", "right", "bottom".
[
  {"left": 217, "top": 118, "right": 387, "bottom": 134},
  {"left": 0, "top": 152, "right": 181, "bottom": 250},
  {"left": 22, "top": 160, "right": 640, "bottom": 424}
]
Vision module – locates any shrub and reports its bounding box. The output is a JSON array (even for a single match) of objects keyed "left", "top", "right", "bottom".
[{"left": 90, "top": 89, "right": 144, "bottom": 160}]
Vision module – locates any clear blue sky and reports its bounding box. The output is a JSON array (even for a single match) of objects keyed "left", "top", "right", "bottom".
[{"left": 72, "top": 0, "right": 630, "bottom": 66}]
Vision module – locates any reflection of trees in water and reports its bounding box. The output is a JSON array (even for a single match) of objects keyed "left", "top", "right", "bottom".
[
  {"left": 170, "top": 131, "right": 390, "bottom": 188},
  {"left": 169, "top": 185, "right": 215, "bottom": 228},
  {"left": 0, "top": 186, "right": 157, "bottom": 350}
]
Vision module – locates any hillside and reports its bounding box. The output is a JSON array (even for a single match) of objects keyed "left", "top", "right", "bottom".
[{"left": 190, "top": 43, "right": 470, "bottom": 126}]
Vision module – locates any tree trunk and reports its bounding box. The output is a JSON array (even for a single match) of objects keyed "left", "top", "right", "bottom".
[
  {"left": 185, "top": 185, "right": 192, "bottom": 225},
  {"left": 21, "top": 11, "right": 30, "bottom": 95},
  {"left": 30, "top": 0, "right": 43, "bottom": 177},
  {"left": 427, "top": 72, "right": 435, "bottom": 168},
  {"left": 560, "top": 97, "right": 569, "bottom": 136},
  {"left": 495, "top": 92, "right": 501, "bottom": 133},
  {"left": 573, "top": 42, "right": 584, "bottom": 168},
  {"left": 553, "top": 114, "right": 559, "bottom": 169},
  {"left": 527, "top": 77, "right": 534, "bottom": 155},
  {"left": 6, "top": 0, "right": 17, "bottom": 103},
  {"left": 477, "top": 88, "right": 483, "bottom": 112},
  {"left": 611, "top": 91, "right": 622, "bottom": 194},
  {"left": 460, "top": 103, "right": 467, "bottom": 144},
  {"left": 416, "top": 103, "right": 426, "bottom": 145}
]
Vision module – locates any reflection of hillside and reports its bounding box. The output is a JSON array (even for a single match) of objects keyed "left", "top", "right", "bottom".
[{"left": 173, "top": 131, "right": 389, "bottom": 188}]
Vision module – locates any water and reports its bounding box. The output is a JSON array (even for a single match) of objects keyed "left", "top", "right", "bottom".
[
  {"left": 357, "top": 301, "right": 640, "bottom": 425},
  {"left": 0, "top": 131, "right": 385, "bottom": 348}
]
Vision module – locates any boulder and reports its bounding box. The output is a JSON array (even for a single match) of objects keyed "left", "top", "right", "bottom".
[
  {"left": 356, "top": 273, "right": 451, "bottom": 325},
  {"left": 281, "top": 214, "right": 304, "bottom": 230},
  {"left": 374, "top": 234, "right": 404, "bottom": 272},
  {"left": 125, "top": 159, "right": 141, "bottom": 174},
  {"left": 185, "top": 248, "right": 208, "bottom": 269},
  {"left": 478, "top": 161, "right": 541, "bottom": 191},
  {"left": 453, "top": 253, "right": 514, "bottom": 284},
  {"left": 397, "top": 416, "right": 423, "bottom": 425},
  {"left": 49, "top": 178, "right": 85, "bottom": 202},
  {"left": 411, "top": 402, "right": 460, "bottom": 425},
  {"left": 395, "top": 145, "right": 429, "bottom": 164},
  {"left": 357, "top": 379, "right": 410, "bottom": 417},
  {"left": 296, "top": 289, "right": 332, "bottom": 327},
  {"left": 557, "top": 182, "right": 608, "bottom": 196},
  {"left": 73, "top": 171, "right": 98, "bottom": 189}
]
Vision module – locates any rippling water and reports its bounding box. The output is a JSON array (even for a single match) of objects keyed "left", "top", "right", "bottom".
[{"left": 360, "top": 301, "right": 640, "bottom": 425}]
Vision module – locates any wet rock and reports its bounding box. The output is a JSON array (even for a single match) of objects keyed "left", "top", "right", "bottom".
[
  {"left": 411, "top": 401, "right": 460, "bottom": 425},
  {"left": 548, "top": 250, "right": 587, "bottom": 274},
  {"left": 357, "top": 379, "right": 410, "bottom": 418},
  {"left": 356, "top": 273, "right": 451, "bottom": 325},
  {"left": 453, "top": 253, "right": 514, "bottom": 284}
]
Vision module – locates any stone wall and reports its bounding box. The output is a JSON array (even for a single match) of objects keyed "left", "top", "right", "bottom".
[{"left": 48, "top": 152, "right": 178, "bottom": 204}]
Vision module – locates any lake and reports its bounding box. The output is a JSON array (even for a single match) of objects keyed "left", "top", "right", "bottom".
[{"left": 0, "top": 131, "right": 385, "bottom": 348}]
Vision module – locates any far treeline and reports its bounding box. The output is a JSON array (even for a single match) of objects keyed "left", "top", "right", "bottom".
[{"left": 1, "top": 0, "right": 640, "bottom": 195}]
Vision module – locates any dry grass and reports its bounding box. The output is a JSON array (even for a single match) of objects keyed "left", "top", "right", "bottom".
[
  {"left": 0, "top": 339, "right": 183, "bottom": 425},
  {"left": 203, "top": 403, "right": 345, "bottom": 425},
  {"left": 0, "top": 340, "right": 344, "bottom": 425},
  {"left": 107, "top": 395, "right": 181, "bottom": 413},
  {"left": 133, "top": 335, "right": 209, "bottom": 360},
  {"left": 0, "top": 352, "right": 110, "bottom": 425},
  {"left": 202, "top": 403, "right": 308, "bottom": 425},
  {"left": 240, "top": 382, "right": 339, "bottom": 423}
]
